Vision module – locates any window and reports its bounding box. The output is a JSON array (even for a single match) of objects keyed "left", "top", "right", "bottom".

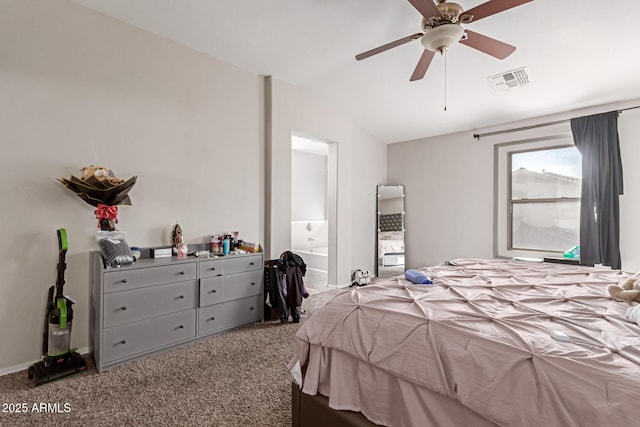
[
  {"left": 495, "top": 136, "right": 582, "bottom": 258},
  {"left": 509, "top": 147, "right": 582, "bottom": 252}
]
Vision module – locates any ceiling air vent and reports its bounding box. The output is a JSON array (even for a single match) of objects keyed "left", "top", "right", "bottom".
[{"left": 488, "top": 67, "right": 530, "bottom": 91}]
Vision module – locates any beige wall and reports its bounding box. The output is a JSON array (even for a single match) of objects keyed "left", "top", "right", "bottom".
[
  {"left": 388, "top": 129, "right": 494, "bottom": 268},
  {"left": 388, "top": 100, "right": 640, "bottom": 271},
  {"left": 0, "top": 0, "right": 264, "bottom": 372}
]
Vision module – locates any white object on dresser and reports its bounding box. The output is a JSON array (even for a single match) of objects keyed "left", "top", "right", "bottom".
[{"left": 90, "top": 251, "right": 263, "bottom": 372}]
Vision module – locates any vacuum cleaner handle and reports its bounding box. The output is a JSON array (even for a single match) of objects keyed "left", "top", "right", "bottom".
[
  {"left": 55, "top": 229, "right": 68, "bottom": 300},
  {"left": 57, "top": 228, "right": 68, "bottom": 253}
]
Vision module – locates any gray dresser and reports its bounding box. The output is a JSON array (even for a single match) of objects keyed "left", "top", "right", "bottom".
[{"left": 90, "top": 251, "right": 263, "bottom": 372}]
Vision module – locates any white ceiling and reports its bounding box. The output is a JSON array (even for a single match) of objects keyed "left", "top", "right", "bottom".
[{"left": 73, "top": 0, "right": 640, "bottom": 143}]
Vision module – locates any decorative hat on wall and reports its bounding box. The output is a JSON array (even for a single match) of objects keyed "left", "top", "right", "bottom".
[{"left": 58, "top": 165, "right": 137, "bottom": 230}]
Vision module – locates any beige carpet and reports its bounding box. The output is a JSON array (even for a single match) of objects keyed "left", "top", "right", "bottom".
[{"left": 0, "top": 289, "right": 343, "bottom": 427}]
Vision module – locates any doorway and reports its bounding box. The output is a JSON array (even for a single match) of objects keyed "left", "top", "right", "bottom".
[{"left": 291, "top": 133, "right": 337, "bottom": 293}]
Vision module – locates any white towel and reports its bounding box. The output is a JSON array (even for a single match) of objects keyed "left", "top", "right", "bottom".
[{"left": 625, "top": 305, "right": 640, "bottom": 326}]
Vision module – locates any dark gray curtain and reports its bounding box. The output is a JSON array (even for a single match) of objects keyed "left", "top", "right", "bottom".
[{"left": 570, "top": 111, "right": 623, "bottom": 269}]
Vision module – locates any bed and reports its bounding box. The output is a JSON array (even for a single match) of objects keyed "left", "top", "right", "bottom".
[{"left": 289, "top": 258, "right": 640, "bottom": 427}]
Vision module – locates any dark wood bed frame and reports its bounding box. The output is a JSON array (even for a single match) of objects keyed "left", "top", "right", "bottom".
[{"left": 291, "top": 382, "right": 378, "bottom": 427}]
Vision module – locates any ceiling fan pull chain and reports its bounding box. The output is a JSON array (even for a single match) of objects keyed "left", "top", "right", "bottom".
[{"left": 444, "top": 49, "right": 447, "bottom": 112}]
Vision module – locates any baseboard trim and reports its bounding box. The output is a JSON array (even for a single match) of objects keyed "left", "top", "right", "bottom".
[{"left": 0, "top": 347, "right": 89, "bottom": 377}]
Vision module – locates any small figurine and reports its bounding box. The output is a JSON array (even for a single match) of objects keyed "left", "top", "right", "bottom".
[{"left": 171, "top": 223, "right": 188, "bottom": 258}]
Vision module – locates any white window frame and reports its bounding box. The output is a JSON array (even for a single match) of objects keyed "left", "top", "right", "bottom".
[{"left": 495, "top": 134, "right": 579, "bottom": 259}]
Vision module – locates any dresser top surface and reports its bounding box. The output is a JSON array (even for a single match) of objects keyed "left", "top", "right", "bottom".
[{"left": 91, "top": 251, "right": 262, "bottom": 272}]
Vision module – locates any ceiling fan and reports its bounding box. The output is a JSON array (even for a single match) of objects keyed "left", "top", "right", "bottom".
[{"left": 355, "top": 0, "right": 535, "bottom": 81}]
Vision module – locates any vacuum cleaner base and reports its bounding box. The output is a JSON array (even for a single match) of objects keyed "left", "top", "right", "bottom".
[{"left": 28, "top": 351, "right": 87, "bottom": 387}]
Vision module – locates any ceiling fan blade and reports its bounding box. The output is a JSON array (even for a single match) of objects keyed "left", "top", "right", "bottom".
[
  {"left": 355, "top": 33, "right": 423, "bottom": 61},
  {"left": 463, "top": 0, "right": 533, "bottom": 22},
  {"left": 408, "top": 0, "right": 441, "bottom": 18},
  {"left": 459, "top": 30, "right": 516, "bottom": 59},
  {"left": 410, "top": 49, "right": 436, "bottom": 81}
]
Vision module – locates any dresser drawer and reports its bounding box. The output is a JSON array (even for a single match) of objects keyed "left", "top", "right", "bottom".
[
  {"left": 198, "top": 295, "right": 261, "bottom": 336},
  {"left": 223, "top": 270, "right": 262, "bottom": 301},
  {"left": 104, "top": 263, "right": 197, "bottom": 293},
  {"left": 199, "top": 276, "right": 224, "bottom": 307},
  {"left": 102, "top": 309, "right": 195, "bottom": 364},
  {"left": 199, "top": 259, "right": 224, "bottom": 278},
  {"left": 103, "top": 280, "right": 197, "bottom": 328},
  {"left": 224, "top": 255, "right": 262, "bottom": 274}
]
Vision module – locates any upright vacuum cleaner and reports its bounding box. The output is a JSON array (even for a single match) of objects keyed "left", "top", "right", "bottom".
[{"left": 28, "top": 228, "right": 86, "bottom": 386}]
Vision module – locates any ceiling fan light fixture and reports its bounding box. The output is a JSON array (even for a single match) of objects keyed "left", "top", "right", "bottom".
[
  {"left": 421, "top": 23, "right": 464, "bottom": 54},
  {"left": 436, "top": 1, "right": 464, "bottom": 22}
]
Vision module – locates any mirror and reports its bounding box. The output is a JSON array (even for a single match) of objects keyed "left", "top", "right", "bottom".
[{"left": 376, "top": 185, "right": 405, "bottom": 277}]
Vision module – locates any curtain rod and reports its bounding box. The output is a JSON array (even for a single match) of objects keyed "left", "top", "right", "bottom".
[{"left": 473, "top": 105, "right": 640, "bottom": 141}]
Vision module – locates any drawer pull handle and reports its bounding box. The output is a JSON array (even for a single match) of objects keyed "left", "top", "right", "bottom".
[
  {"left": 121, "top": 279, "right": 128, "bottom": 283},
  {"left": 177, "top": 295, "right": 185, "bottom": 299},
  {"left": 249, "top": 262, "right": 255, "bottom": 265},
  {"left": 208, "top": 317, "right": 215, "bottom": 321},
  {"left": 120, "top": 306, "right": 127, "bottom": 311},
  {"left": 210, "top": 267, "right": 216, "bottom": 271},
  {"left": 250, "top": 282, "right": 256, "bottom": 286},
  {"left": 209, "top": 289, "right": 217, "bottom": 293},
  {"left": 177, "top": 325, "right": 184, "bottom": 329},
  {"left": 120, "top": 340, "right": 126, "bottom": 345},
  {"left": 216, "top": 274, "right": 223, "bottom": 277},
  {"left": 178, "top": 271, "right": 185, "bottom": 275},
  {"left": 250, "top": 306, "right": 254, "bottom": 311}
]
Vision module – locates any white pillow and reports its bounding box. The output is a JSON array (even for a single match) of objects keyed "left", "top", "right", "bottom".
[{"left": 626, "top": 305, "right": 640, "bottom": 326}]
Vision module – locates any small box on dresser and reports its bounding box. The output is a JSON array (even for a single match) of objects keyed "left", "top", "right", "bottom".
[{"left": 90, "top": 251, "right": 263, "bottom": 372}]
